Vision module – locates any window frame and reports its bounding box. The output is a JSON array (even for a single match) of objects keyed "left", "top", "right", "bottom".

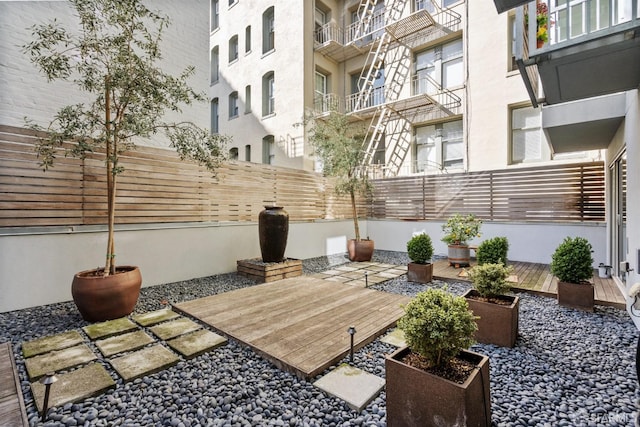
[
  {"left": 210, "top": 46, "right": 219, "bottom": 84},
  {"left": 229, "top": 91, "right": 239, "bottom": 119},
  {"left": 262, "top": 6, "right": 275, "bottom": 54},
  {"left": 229, "top": 35, "right": 239, "bottom": 63}
]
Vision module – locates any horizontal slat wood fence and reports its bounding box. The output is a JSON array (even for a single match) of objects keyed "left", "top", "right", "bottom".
[
  {"left": 0, "top": 125, "right": 605, "bottom": 228},
  {"left": 370, "top": 162, "right": 605, "bottom": 222},
  {"left": 0, "top": 125, "right": 361, "bottom": 227}
]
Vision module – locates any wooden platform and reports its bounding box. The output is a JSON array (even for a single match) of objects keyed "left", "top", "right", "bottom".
[
  {"left": 174, "top": 276, "right": 410, "bottom": 379},
  {"left": 433, "top": 259, "right": 626, "bottom": 309},
  {"left": 0, "top": 343, "right": 28, "bottom": 427},
  {"left": 237, "top": 258, "right": 303, "bottom": 283}
]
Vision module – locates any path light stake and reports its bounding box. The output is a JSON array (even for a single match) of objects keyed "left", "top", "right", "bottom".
[
  {"left": 364, "top": 272, "right": 368, "bottom": 288},
  {"left": 40, "top": 372, "right": 58, "bottom": 422},
  {"left": 348, "top": 326, "right": 357, "bottom": 363}
]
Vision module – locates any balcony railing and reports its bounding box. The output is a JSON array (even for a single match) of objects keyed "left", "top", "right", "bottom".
[
  {"left": 345, "top": 86, "right": 386, "bottom": 113},
  {"left": 346, "top": 7, "right": 386, "bottom": 44},
  {"left": 314, "top": 93, "right": 343, "bottom": 115},
  {"left": 314, "top": 22, "right": 344, "bottom": 46}
]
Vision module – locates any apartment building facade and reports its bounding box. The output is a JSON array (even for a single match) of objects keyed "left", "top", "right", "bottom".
[{"left": 210, "top": 0, "right": 600, "bottom": 175}]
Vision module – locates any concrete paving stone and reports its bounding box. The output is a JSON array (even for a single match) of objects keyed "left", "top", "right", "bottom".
[
  {"left": 313, "top": 364, "right": 385, "bottom": 412},
  {"left": 31, "top": 363, "right": 115, "bottom": 414},
  {"left": 376, "top": 263, "right": 395, "bottom": 268},
  {"left": 342, "top": 271, "right": 367, "bottom": 279},
  {"left": 110, "top": 344, "right": 179, "bottom": 381},
  {"left": 362, "top": 266, "right": 387, "bottom": 272},
  {"left": 83, "top": 317, "right": 138, "bottom": 340},
  {"left": 149, "top": 317, "right": 201, "bottom": 340},
  {"left": 377, "top": 271, "right": 402, "bottom": 279},
  {"left": 334, "top": 266, "right": 359, "bottom": 272},
  {"left": 380, "top": 328, "right": 407, "bottom": 348},
  {"left": 324, "top": 276, "right": 351, "bottom": 283},
  {"left": 320, "top": 269, "right": 343, "bottom": 276},
  {"left": 22, "top": 331, "right": 84, "bottom": 358},
  {"left": 25, "top": 344, "right": 97, "bottom": 380},
  {"left": 365, "top": 275, "right": 388, "bottom": 284},
  {"left": 95, "top": 330, "right": 155, "bottom": 357},
  {"left": 167, "top": 329, "right": 227, "bottom": 358},
  {"left": 387, "top": 267, "right": 408, "bottom": 274},
  {"left": 132, "top": 308, "right": 180, "bottom": 326}
]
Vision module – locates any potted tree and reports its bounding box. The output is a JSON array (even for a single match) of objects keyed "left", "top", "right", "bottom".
[
  {"left": 465, "top": 263, "right": 519, "bottom": 348},
  {"left": 442, "top": 213, "right": 482, "bottom": 268},
  {"left": 551, "top": 236, "right": 595, "bottom": 311},
  {"left": 23, "top": 0, "right": 228, "bottom": 322},
  {"left": 387, "top": 288, "right": 491, "bottom": 426},
  {"left": 305, "top": 112, "right": 373, "bottom": 261},
  {"left": 406, "top": 232, "right": 434, "bottom": 284},
  {"left": 476, "top": 236, "right": 509, "bottom": 265}
]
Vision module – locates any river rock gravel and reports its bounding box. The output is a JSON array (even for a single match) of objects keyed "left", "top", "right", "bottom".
[{"left": 1, "top": 250, "right": 638, "bottom": 426}]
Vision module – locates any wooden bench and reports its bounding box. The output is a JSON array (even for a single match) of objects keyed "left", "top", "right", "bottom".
[{"left": 0, "top": 342, "right": 29, "bottom": 427}]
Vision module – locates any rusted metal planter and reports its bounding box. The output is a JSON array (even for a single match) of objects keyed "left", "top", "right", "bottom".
[
  {"left": 557, "top": 280, "right": 594, "bottom": 312},
  {"left": 448, "top": 244, "right": 471, "bottom": 267},
  {"left": 347, "top": 239, "right": 374, "bottom": 262},
  {"left": 407, "top": 262, "right": 433, "bottom": 284},
  {"left": 386, "top": 347, "right": 491, "bottom": 427},
  {"left": 464, "top": 289, "right": 519, "bottom": 348}
]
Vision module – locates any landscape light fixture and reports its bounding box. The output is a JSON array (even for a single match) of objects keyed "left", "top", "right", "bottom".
[
  {"left": 348, "top": 326, "right": 356, "bottom": 363},
  {"left": 364, "top": 271, "right": 368, "bottom": 288},
  {"left": 40, "top": 372, "right": 58, "bottom": 422}
]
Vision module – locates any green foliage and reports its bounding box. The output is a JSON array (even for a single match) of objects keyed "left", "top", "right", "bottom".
[
  {"left": 477, "top": 237, "right": 509, "bottom": 265},
  {"left": 467, "top": 263, "right": 513, "bottom": 298},
  {"left": 407, "top": 233, "right": 434, "bottom": 264},
  {"left": 441, "top": 213, "right": 482, "bottom": 246},
  {"left": 304, "top": 112, "right": 371, "bottom": 240},
  {"left": 550, "top": 237, "right": 594, "bottom": 284},
  {"left": 398, "top": 288, "right": 477, "bottom": 368}
]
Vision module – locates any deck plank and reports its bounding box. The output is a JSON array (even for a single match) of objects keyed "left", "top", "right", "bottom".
[{"left": 0, "top": 343, "right": 28, "bottom": 427}]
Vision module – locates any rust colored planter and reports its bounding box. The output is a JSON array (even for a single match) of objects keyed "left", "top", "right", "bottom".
[
  {"left": 347, "top": 239, "right": 374, "bottom": 262},
  {"left": 386, "top": 347, "right": 491, "bottom": 427},
  {"left": 557, "top": 280, "right": 594, "bottom": 312},
  {"left": 407, "top": 262, "right": 433, "bottom": 284},
  {"left": 71, "top": 266, "right": 142, "bottom": 322},
  {"left": 464, "top": 289, "right": 519, "bottom": 348},
  {"left": 448, "top": 244, "right": 471, "bottom": 267}
]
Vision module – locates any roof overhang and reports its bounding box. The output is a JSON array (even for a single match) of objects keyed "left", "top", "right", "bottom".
[
  {"left": 492, "top": 0, "right": 530, "bottom": 14},
  {"left": 542, "top": 92, "right": 627, "bottom": 153}
]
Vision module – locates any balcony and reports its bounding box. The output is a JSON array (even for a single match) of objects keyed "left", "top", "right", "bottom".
[{"left": 516, "top": 0, "right": 640, "bottom": 106}]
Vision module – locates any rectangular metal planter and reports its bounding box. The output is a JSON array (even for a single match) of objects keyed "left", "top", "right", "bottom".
[
  {"left": 464, "top": 289, "right": 519, "bottom": 348},
  {"left": 557, "top": 280, "right": 594, "bottom": 312},
  {"left": 407, "top": 262, "right": 433, "bottom": 284}
]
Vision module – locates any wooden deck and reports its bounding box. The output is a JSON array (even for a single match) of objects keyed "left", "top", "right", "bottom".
[
  {"left": 0, "top": 342, "right": 28, "bottom": 427},
  {"left": 433, "top": 259, "right": 626, "bottom": 309},
  {"left": 174, "top": 276, "right": 411, "bottom": 380}
]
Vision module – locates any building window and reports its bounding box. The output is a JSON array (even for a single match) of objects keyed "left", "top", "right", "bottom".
[
  {"left": 315, "top": 7, "right": 327, "bottom": 43},
  {"left": 509, "top": 13, "right": 517, "bottom": 71},
  {"left": 262, "top": 71, "right": 275, "bottom": 116},
  {"left": 262, "top": 6, "right": 275, "bottom": 53},
  {"left": 229, "top": 35, "right": 238, "bottom": 63},
  {"left": 315, "top": 71, "right": 328, "bottom": 112},
  {"left": 229, "top": 0, "right": 237, "bottom": 6},
  {"left": 245, "top": 26, "right": 251, "bottom": 53},
  {"left": 245, "top": 85, "right": 251, "bottom": 114},
  {"left": 443, "top": 0, "right": 459, "bottom": 7},
  {"left": 415, "top": 120, "right": 463, "bottom": 172},
  {"left": 245, "top": 144, "right": 251, "bottom": 162},
  {"left": 210, "top": 98, "right": 219, "bottom": 133},
  {"left": 229, "top": 91, "right": 239, "bottom": 118},
  {"left": 415, "top": 39, "right": 463, "bottom": 94},
  {"left": 229, "top": 147, "right": 238, "bottom": 160},
  {"left": 511, "top": 105, "right": 545, "bottom": 163},
  {"left": 349, "top": 67, "right": 384, "bottom": 110},
  {"left": 210, "top": 46, "right": 219, "bottom": 84},
  {"left": 262, "top": 135, "right": 274, "bottom": 164},
  {"left": 211, "top": 0, "right": 219, "bottom": 31}
]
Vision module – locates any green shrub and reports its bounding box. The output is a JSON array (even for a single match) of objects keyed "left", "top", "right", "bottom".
[
  {"left": 476, "top": 237, "right": 509, "bottom": 265},
  {"left": 407, "top": 233, "right": 434, "bottom": 264},
  {"left": 398, "top": 288, "right": 477, "bottom": 368},
  {"left": 550, "top": 237, "right": 594, "bottom": 284},
  {"left": 467, "top": 263, "right": 513, "bottom": 298}
]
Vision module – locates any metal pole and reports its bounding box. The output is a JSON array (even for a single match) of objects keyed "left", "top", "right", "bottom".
[
  {"left": 348, "top": 326, "right": 356, "bottom": 363},
  {"left": 40, "top": 372, "right": 58, "bottom": 422}
]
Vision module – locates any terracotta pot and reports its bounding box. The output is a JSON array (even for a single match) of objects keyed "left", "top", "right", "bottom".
[
  {"left": 386, "top": 347, "right": 491, "bottom": 427},
  {"left": 258, "top": 206, "right": 289, "bottom": 263},
  {"left": 407, "top": 262, "right": 433, "bottom": 284},
  {"left": 71, "top": 266, "right": 142, "bottom": 322},
  {"left": 557, "top": 280, "right": 594, "bottom": 312},
  {"left": 448, "top": 244, "right": 471, "bottom": 267},
  {"left": 347, "top": 239, "right": 374, "bottom": 262},
  {"left": 464, "top": 289, "right": 519, "bottom": 348}
]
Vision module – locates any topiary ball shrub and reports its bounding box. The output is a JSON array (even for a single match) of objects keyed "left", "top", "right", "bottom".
[
  {"left": 407, "top": 233, "right": 434, "bottom": 264},
  {"left": 467, "top": 262, "right": 513, "bottom": 298},
  {"left": 550, "top": 236, "right": 594, "bottom": 284},
  {"left": 476, "top": 237, "right": 509, "bottom": 265},
  {"left": 398, "top": 288, "right": 477, "bottom": 368}
]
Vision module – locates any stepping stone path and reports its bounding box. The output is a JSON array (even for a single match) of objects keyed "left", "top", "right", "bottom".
[
  {"left": 21, "top": 308, "right": 227, "bottom": 414},
  {"left": 313, "top": 364, "right": 385, "bottom": 411},
  {"left": 380, "top": 328, "right": 407, "bottom": 348},
  {"left": 311, "top": 262, "right": 407, "bottom": 287}
]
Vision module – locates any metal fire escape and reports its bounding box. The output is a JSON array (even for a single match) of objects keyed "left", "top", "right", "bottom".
[{"left": 349, "top": 0, "right": 462, "bottom": 177}]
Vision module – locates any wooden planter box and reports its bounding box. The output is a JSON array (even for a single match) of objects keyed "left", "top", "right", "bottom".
[
  {"left": 237, "top": 258, "right": 302, "bottom": 283},
  {"left": 386, "top": 347, "right": 491, "bottom": 427},
  {"left": 464, "top": 289, "right": 519, "bottom": 348},
  {"left": 557, "top": 280, "right": 594, "bottom": 312},
  {"left": 407, "top": 262, "right": 433, "bottom": 284}
]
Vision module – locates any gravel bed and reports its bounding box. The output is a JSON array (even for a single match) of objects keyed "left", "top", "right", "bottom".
[{"left": 1, "top": 250, "right": 638, "bottom": 426}]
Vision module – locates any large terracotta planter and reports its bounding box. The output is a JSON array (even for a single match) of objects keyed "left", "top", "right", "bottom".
[
  {"left": 448, "top": 244, "right": 471, "bottom": 267},
  {"left": 71, "top": 266, "right": 142, "bottom": 322},
  {"left": 347, "top": 239, "right": 374, "bottom": 262},
  {"left": 464, "top": 289, "right": 519, "bottom": 348},
  {"left": 386, "top": 347, "right": 491, "bottom": 427},
  {"left": 557, "top": 280, "right": 594, "bottom": 312},
  {"left": 407, "top": 262, "right": 433, "bottom": 284},
  {"left": 258, "top": 206, "right": 289, "bottom": 263}
]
